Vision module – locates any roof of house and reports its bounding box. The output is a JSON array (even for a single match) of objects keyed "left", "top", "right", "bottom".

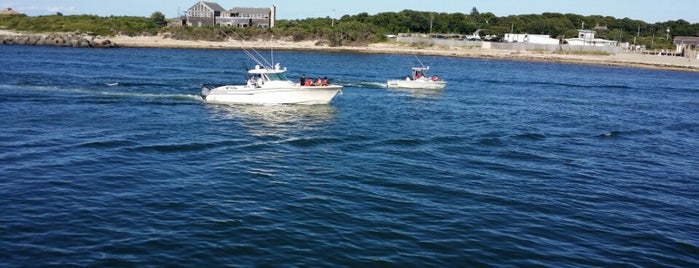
[
  {"left": 0, "top": 7, "right": 21, "bottom": 15},
  {"left": 674, "top": 36, "right": 699, "bottom": 45},
  {"left": 201, "top": 2, "right": 226, "bottom": 12},
  {"left": 230, "top": 7, "right": 270, "bottom": 14}
]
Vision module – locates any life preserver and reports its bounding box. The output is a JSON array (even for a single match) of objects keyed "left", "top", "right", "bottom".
[{"left": 431, "top": 75, "right": 438, "bottom": 81}]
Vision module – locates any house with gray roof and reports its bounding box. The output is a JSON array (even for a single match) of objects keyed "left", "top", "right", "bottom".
[
  {"left": 219, "top": 6, "right": 276, "bottom": 28},
  {"left": 183, "top": 1, "right": 276, "bottom": 28},
  {"left": 673, "top": 36, "right": 699, "bottom": 58},
  {"left": 186, "top": 1, "right": 226, "bottom": 27}
]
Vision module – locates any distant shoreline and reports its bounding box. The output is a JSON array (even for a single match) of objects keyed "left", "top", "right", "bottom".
[
  {"left": 3, "top": 30, "right": 698, "bottom": 72},
  {"left": 110, "top": 35, "right": 699, "bottom": 73}
]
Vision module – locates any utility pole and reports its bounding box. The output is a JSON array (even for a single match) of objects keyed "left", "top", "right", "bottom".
[{"left": 332, "top": 9, "right": 336, "bottom": 28}]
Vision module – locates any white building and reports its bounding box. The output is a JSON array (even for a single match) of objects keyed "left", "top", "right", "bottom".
[
  {"left": 503, "top": 33, "right": 560, "bottom": 45},
  {"left": 565, "top": 30, "right": 617, "bottom": 47}
]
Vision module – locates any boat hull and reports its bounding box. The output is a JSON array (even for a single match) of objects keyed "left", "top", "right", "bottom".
[
  {"left": 202, "top": 85, "right": 341, "bottom": 105},
  {"left": 386, "top": 79, "right": 446, "bottom": 90}
]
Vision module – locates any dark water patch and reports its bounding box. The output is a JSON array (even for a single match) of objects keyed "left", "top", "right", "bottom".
[
  {"left": 477, "top": 78, "right": 632, "bottom": 91},
  {"left": 513, "top": 132, "right": 546, "bottom": 141},
  {"left": 597, "top": 128, "right": 656, "bottom": 139},
  {"left": 498, "top": 149, "right": 552, "bottom": 163},
  {"left": 428, "top": 134, "right": 467, "bottom": 145},
  {"left": 78, "top": 140, "right": 140, "bottom": 149},
  {"left": 477, "top": 136, "right": 504, "bottom": 146},
  {"left": 285, "top": 136, "right": 344, "bottom": 148},
  {"left": 381, "top": 137, "right": 424, "bottom": 146},
  {"left": 128, "top": 140, "right": 245, "bottom": 153},
  {"left": 528, "top": 81, "right": 634, "bottom": 90},
  {"left": 666, "top": 122, "right": 699, "bottom": 133}
]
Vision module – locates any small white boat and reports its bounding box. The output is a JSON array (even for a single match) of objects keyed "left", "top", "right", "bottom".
[
  {"left": 202, "top": 63, "right": 341, "bottom": 105},
  {"left": 387, "top": 66, "right": 446, "bottom": 90}
]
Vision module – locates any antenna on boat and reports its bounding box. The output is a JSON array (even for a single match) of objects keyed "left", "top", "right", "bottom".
[
  {"left": 414, "top": 55, "right": 426, "bottom": 68},
  {"left": 270, "top": 34, "right": 274, "bottom": 67}
]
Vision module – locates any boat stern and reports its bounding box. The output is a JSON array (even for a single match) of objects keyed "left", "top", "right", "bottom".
[{"left": 201, "top": 84, "right": 217, "bottom": 100}]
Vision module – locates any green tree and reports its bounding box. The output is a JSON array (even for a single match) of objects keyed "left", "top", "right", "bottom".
[
  {"left": 150, "top": 11, "right": 166, "bottom": 26},
  {"left": 470, "top": 7, "right": 480, "bottom": 20}
]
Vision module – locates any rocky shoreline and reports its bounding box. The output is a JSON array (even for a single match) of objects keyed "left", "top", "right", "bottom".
[{"left": 0, "top": 33, "right": 117, "bottom": 48}]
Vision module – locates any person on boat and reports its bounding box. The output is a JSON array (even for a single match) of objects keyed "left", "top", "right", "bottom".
[
  {"left": 315, "top": 77, "right": 322, "bottom": 86},
  {"left": 247, "top": 76, "right": 255, "bottom": 87},
  {"left": 255, "top": 75, "right": 263, "bottom": 87},
  {"left": 305, "top": 78, "right": 313, "bottom": 87},
  {"left": 321, "top": 77, "right": 329, "bottom": 86},
  {"left": 415, "top": 71, "right": 421, "bottom": 79},
  {"left": 300, "top": 74, "right": 306, "bottom": 86},
  {"left": 405, "top": 75, "right": 412, "bottom": 81}
]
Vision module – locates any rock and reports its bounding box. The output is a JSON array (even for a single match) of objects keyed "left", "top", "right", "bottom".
[
  {"left": 0, "top": 33, "right": 118, "bottom": 48},
  {"left": 78, "top": 38, "right": 90, "bottom": 47}
]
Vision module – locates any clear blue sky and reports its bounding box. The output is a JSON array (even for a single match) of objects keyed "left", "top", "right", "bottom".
[{"left": 3, "top": 0, "right": 698, "bottom": 23}]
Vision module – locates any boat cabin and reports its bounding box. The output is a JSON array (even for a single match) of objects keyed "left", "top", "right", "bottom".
[
  {"left": 411, "top": 67, "right": 430, "bottom": 80},
  {"left": 246, "top": 63, "right": 289, "bottom": 87}
]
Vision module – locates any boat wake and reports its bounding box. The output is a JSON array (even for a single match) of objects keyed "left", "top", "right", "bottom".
[
  {"left": 96, "top": 90, "right": 202, "bottom": 101},
  {"left": 338, "top": 81, "right": 387, "bottom": 89},
  {"left": 5, "top": 84, "right": 202, "bottom": 102}
]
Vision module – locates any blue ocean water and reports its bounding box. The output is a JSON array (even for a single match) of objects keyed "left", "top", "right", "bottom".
[{"left": 1, "top": 45, "right": 698, "bottom": 267}]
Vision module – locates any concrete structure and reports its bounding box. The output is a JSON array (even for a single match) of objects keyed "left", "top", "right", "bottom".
[
  {"left": 503, "top": 33, "right": 560, "bottom": 45},
  {"left": 565, "top": 30, "right": 617, "bottom": 47},
  {"left": 183, "top": 1, "right": 275, "bottom": 28}
]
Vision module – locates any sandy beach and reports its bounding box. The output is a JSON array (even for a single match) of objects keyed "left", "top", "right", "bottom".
[{"left": 3, "top": 30, "right": 698, "bottom": 72}]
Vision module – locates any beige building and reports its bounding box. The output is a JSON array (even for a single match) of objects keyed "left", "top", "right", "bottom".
[{"left": 0, "top": 7, "right": 22, "bottom": 15}]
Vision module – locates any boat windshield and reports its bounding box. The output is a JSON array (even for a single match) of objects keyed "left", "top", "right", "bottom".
[{"left": 266, "top": 72, "right": 288, "bottom": 81}]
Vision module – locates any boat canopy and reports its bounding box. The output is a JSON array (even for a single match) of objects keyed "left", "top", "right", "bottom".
[
  {"left": 248, "top": 63, "right": 287, "bottom": 75},
  {"left": 411, "top": 66, "right": 430, "bottom": 72}
]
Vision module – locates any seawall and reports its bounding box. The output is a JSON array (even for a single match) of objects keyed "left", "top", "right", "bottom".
[{"left": 0, "top": 33, "right": 117, "bottom": 48}]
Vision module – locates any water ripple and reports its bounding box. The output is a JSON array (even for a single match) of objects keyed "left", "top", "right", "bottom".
[{"left": 1, "top": 46, "right": 698, "bottom": 267}]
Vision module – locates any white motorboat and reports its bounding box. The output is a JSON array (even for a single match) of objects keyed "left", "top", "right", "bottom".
[
  {"left": 202, "top": 63, "right": 341, "bottom": 105},
  {"left": 387, "top": 66, "right": 446, "bottom": 90},
  {"left": 202, "top": 30, "right": 341, "bottom": 105}
]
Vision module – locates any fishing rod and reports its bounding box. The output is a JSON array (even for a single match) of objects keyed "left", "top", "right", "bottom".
[{"left": 218, "top": 29, "right": 273, "bottom": 68}]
